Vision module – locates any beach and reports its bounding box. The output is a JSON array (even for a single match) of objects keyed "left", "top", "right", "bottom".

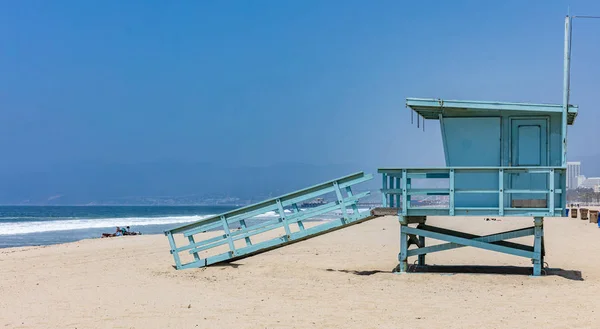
[{"left": 2, "top": 215, "right": 600, "bottom": 328}]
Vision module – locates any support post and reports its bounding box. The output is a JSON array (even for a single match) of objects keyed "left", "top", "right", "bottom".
[
  {"left": 560, "top": 15, "right": 570, "bottom": 215},
  {"left": 548, "top": 169, "right": 555, "bottom": 216},
  {"left": 239, "top": 219, "right": 252, "bottom": 246},
  {"left": 382, "top": 173, "right": 388, "bottom": 207},
  {"left": 333, "top": 182, "right": 348, "bottom": 222},
  {"left": 292, "top": 203, "right": 305, "bottom": 231},
  {"left": 399, "top": 216, "right": 408, "bottom": 273},
  {"left": 533, "top": 217, "right": 544, "bottom": 276},
  {"left": 449, "top": 169, "right": 455, "bottom": 216},
  {"left": 388, "top": 175, "right": 395, "bottom": 207},
  {"left": 401, "top": 170, "right": 408, "bottom": 216},
  {"left": 418, "top": 235, "right": 426, "bottom": 266},
  {"left": 221, "top": 215, "right": 237, "bottom": 255},
  {"left": 499, "top": 169, "right": 504, "bottom": 216},
  {"left": 276, "top": 199, "right": 292, "bottom": 238},
  {"left": 166, "top": 231, "right": 182, "bottom": 269},
  {"left": 406, "top": 177, "right": 411, "bottom": 213},
  {"left": 345, "top": 186, "right": 359, "bottom": 217},
  {"left": 188, "top": 235, "right": 200, "bottom": 261},
  {"left": 395, "top": 177, "right": 401, "bottom": 209}
]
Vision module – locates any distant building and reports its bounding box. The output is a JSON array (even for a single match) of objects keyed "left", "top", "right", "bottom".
[
  {"left": 577, "top": 175, "right": 587, "bottom": 188},
  {"left": 567, "top": 161, "right": 581, "bottom": 189},
  {"left": 581, "top": 177, "right": 600, "bottom": 191}
]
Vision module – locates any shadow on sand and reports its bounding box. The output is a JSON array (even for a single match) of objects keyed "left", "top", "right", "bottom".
[
  {"left": 325, "top": 268, "right": 385, "bottom": 276},
  {"left": 400, "top": 264, "right": 583, "bottom": 281},
  {"left": 324, "top": 265, "right": 583, "bottom": 281},
  {"left": 170, "top": 262, "right": 244, "bottom": 270}
]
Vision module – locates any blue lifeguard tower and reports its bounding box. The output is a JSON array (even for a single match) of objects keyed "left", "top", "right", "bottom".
[
  {"left": 379, "top": 98, "right": 577, "bottom": 276},
  {"left": 378, "top": 16, "right": 577, "bottom": 276},
  {"left": 163, "top": 16, "right": 577, "bottom": 276}
]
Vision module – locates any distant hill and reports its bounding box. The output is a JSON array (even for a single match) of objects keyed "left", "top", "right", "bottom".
[{"left": 0, "top": 162, "right": 379, "bottom": 205}]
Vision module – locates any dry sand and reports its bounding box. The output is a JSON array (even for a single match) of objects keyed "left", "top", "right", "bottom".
[{"left": 1, "top": 215, "right": 600, "bottom": 329}]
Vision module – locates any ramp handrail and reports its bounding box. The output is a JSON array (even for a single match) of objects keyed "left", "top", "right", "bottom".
[{"left": 165, "top": 172, "right": 374, "bottom": 269}]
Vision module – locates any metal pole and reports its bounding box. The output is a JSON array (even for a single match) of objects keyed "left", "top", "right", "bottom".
[{"left": 562, "top": 15, "right": 572, "bottom": 167}]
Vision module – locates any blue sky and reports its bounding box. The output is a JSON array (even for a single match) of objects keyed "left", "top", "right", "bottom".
[{"left": 1, "top": 0, "right": 599, "bottom": 172}]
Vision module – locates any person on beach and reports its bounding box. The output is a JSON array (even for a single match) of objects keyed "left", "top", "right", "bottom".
[
  {"left": 101, "top": 226, "right": 123, "bottom": 238},
  {"left": 101, "top": 226, "right": 141, "bottom": 238},
  {"left": 123, "top": 226, "right": 142, "bottom": 235}
]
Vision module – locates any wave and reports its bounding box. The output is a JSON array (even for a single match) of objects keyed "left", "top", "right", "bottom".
[
  {"left": 253, "top": 208, "right": 370, "bottom": 218},
  {"left": 254, "top": 210, "right": 291, "bottom": 218},
  {"left": 0, "top": 207, "right": 372, "bottom": 236},
  {"left": 0, "top": 215, "right": 217, "bottom": 235}
]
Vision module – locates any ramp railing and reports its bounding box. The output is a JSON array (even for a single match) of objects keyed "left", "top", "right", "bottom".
[{"left": 165, "top": 172, "right": 374, "bottom": 269}]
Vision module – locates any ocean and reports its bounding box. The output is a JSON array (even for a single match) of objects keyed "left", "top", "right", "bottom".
[
  {"left": 0, "top": 205, "right": 361, "bottom": 248},
  {"left": 0, "top": 205, "right": 236, "bottom": 248}
]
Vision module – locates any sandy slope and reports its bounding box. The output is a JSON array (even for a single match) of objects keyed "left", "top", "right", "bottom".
[{"left": 1, "top": 215, "right": 600, "bottom": 329}]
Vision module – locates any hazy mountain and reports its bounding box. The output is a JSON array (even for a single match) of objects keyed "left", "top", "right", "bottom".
[{"left": 0, "top": 162, "right": 379, "bottom": 205}]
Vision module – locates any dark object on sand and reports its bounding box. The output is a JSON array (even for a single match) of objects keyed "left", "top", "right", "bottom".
[{"left": 101, "top": 226, "right": 141, "bottom": 238}]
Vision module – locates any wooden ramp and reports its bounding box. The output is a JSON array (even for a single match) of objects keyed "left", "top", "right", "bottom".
[{"left": 164, "top": 172, "right": 378, "bottom": 270}]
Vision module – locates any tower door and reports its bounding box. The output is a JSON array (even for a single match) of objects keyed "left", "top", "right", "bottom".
[{"left": 510, "top": 118, "right": 548, "bottom": 207}]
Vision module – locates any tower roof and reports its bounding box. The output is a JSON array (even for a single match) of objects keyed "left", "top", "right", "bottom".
[{"left": 406, "top": 98, "right": 578, "bottom": 125}]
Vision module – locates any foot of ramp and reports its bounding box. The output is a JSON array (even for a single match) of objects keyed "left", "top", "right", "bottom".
[{"left": 164, "top": 172, "right": 376, "bottom": 269}]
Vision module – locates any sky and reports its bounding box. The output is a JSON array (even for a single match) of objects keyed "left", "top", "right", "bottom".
[{"left": 1, "top": 0, "right": 599, "bottom": 173}]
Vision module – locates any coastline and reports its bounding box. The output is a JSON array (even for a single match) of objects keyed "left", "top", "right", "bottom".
[
  {"left": 2, "top": 215, "right": 600, "bottom": 328},
  {"left": 0, "top": 205, "right": 364, "bottom": 249}
]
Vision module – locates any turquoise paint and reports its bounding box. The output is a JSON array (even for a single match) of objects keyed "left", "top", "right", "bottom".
[
  {"left": 400, "top": 98, "right": 575, "bottom": 212},
  {"left": 291, "top": 203, "right": 305, "bottom": 231},
  {"left": 510, "top": 118, "right": 548, "bottom": 206},
  {"left": 391, "top": 18, "right": 574, "bottom": 275},
  {"left": 345, "top": 186, "right": 360, "bottom": 218},
  {"left": 443, "top": 117, "right": 500, "bottom": 207},
  {"left": 187, "top": 235, "right": 200, "bottom": 261},
  {"left": 383, "top": 95, "right": 577, "bottom": 276},
  {"left": 533, "top": 217, "right": 544, "bottom": 276},
  {"left": 239, "top": 219, "right": 252, "bottom": 246},
  {"left": 406, "top": 227, "right": 536, "bottom": 256},
  {"left": 166, "top": 232, "right": 182, "bottom": 269},
  {"left": 168, "top": 172, "right": 371, "bottom": 236},
  {"left": 381, "top": 173, "right": 388, "bottom": 207},
  {"left": 220, "top": 215, "right": 236, "bottom": 255},
  {"left": 165, "top": 172, "right": 373, "bottom": 269},
  {"left": 406, "top": 98, "right": 578, "bottom": 123},
  {"left": 276, "top": 199, "right": 292, "bottom": 238},
  {"left": 404, "top": 226, "right": 535, "bottom": 258},
  {"left": 417, "top": 235, "right": 425, "bottom": 265},
  {"left": 379, "top": 167, "right": 564, "bottom": 217}
]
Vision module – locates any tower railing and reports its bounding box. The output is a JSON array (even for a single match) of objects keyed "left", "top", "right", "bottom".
[{"left": 379, "top": 167, "right": 566, "bottom": 217}]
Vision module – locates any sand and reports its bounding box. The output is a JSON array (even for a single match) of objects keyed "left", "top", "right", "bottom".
[{"left": 1, "top": 215, "right": 600, "bottom": 329}]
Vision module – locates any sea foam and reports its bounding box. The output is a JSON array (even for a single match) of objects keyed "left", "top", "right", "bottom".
[
  {"left": 0, "top": 215, "right": 216, "bottom": 235},
  {"left": 0, "top": 207, "right": 370, "bottom": 236}
]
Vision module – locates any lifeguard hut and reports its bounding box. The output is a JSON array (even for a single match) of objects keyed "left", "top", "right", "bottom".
[
  {"left": 379, "top": 98, "right": 577, "bottom": 276},
  {"left": 378, "top": 16, "right": 577, "bottom": 276}
]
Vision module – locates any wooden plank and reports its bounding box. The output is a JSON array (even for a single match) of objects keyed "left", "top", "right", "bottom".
[
  {"left": 511, "top": 199, "right": 547, "bottom": 208},
  {"left": 399, "top": 216, "right": 426, "bottom": 224},
  {"left": 370, "top": 207, "right": 399, "bottom": 216}
]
